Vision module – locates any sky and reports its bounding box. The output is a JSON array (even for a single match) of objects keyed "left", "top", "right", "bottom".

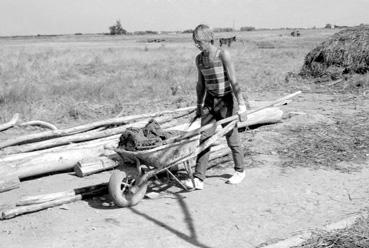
[{"left": 1, "top": 0, "right": 369, "bottom": 36}]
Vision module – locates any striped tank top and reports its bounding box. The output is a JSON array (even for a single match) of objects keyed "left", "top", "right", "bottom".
[{"left": 197, "top": 49, "right": 232, "bottom": 97}]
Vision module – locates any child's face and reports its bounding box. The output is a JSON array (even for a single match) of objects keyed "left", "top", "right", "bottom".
[{"left": 194, "top": 40, "right": 209, "bottom": 51}]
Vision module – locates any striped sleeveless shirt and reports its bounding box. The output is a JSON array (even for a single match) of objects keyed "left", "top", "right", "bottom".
[{"left": 197, "top": 49, "right": 232, "bottom": 97}]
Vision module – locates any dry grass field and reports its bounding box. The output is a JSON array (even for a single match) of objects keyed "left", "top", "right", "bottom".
[{"left": 0, "top": 29, "right": 335, "bottom": 125}]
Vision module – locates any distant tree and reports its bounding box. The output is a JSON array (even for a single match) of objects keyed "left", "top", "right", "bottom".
[
  {"left": 240, "top": 26, "right": 255, "bottom": 32},
  {"left": 324, "top": 24, "right": 332, "bottom": 29},
  {"left": 109, "top": 20, "right": 127, "bottom": 35}
]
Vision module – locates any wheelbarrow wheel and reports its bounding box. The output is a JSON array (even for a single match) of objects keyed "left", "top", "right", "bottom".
[{"left": 109, "top": 170, "right": 148, "bottom": 207}]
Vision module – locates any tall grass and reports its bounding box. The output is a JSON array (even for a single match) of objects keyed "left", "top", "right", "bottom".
[{"left": 0, "top": 30, "right": 337, "bottom": 125}]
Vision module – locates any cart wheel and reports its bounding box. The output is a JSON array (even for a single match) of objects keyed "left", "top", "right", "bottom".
[{"left": 109, "top": 170, "right": 148, "bottom": 207}]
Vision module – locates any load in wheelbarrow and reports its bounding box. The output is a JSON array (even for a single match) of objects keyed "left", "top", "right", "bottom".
[{"left": 108, "top": 115, "right": 239, "bottom": 207}]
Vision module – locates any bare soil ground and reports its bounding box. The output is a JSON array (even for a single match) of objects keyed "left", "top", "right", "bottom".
[{"left": 1, "top": 92, "right": 369, "bottom": 248}]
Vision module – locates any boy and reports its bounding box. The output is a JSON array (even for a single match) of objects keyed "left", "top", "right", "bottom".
[{"left": 183, "top": 24, "right": 247, "bottom": 190}]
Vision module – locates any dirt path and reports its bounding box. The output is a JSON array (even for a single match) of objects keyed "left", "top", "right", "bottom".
[{"left": 1, "top": 93, "right": 368, "bottom": 248}]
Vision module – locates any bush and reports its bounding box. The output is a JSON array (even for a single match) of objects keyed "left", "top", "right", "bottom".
[
  {"left": 145, "top": 30, "right": 158, "bottom": 35},
  {"left": 240, "top": 26, "right": 255, "bottom": 32},
  {"left": 133, "top": 30, "right": 158, "bottom": 35},
  {"left": 213, "top": 27, "right": 234, "bottom": 33},
  {"left": 109, "top": 20, "right": 127, "bottom": 35}
]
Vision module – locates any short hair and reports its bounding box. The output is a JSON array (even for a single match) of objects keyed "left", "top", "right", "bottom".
[{"left": 193, "top": 24, "right": 214, "bottom": 43}]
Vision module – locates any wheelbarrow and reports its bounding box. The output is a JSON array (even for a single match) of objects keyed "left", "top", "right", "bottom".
[
  {"left": 108, "top": 115, "right": 239, "bottom": 207},
  {"left": 108, "top": 91, "right": 303, "bottom": 207}
]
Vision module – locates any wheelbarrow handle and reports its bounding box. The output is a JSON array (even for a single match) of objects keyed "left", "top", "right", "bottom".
[
  {"left": 209, "top": 115, "right": 239, "bottom": 127},
  {"left": 154, "top": 119, "right": 238, "bottom": 176},
  {"left": 180, "top": 115, "right": 238, "bottom": 140},
  {"left": 186, "top": 90, "right": 302, "bottom": 137},
  {"left": 156, "top": 119, "right": 238, "bottom": 174},
  {"left": 196, "top": 119, "right": 237, "bottom": 154}
]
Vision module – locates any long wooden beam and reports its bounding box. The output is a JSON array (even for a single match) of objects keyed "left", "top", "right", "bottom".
[
  {"left": 1, "top": 184, "right": 107, "bottom": 220},
  {"left": 0, "top": 175, "right": 20, "bottom": 193},
  {"left": 1, "top": 109, "right": 192, "bottom": 155},
  {"left": 15, "top": 183, "right": 107, "bottom": 206}
]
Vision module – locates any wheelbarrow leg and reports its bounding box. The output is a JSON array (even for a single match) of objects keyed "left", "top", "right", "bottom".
[{"left": 164, "top": 168, "right": 192, "bottom": 191}]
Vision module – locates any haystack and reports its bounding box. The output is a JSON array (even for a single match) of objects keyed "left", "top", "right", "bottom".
[{"left": 300, "top": 25, "right": 369, "bottom": 79}]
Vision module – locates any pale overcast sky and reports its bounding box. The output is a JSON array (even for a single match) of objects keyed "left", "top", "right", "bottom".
[{"left": 1, "top": 0, "right": 368, "bottom": 36}]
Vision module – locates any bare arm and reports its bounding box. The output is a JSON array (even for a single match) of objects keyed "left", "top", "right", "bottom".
[
  {"left": 195, "top": 54, "right": 206, "bottom": 106},
  {"left": 220, "top": 49, "right": 246, "bottom": 107}
]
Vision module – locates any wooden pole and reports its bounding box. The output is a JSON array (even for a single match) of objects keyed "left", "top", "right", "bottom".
[
  {"left": 0, "top": 175, "right": 20, "bottom": 193},
  {"left": 0, "top": 133, "right": 118, "bottom": 162},
  {"left": 0, "top": 106, "right": 194, "bottom": 149},
  {"left": 74, "top": 157, "right": 120, "bottom": 177},
  {"left": 1, "top": 124, "right": 133, "bottom": 155},
  {"left": 16, "top": 183, "right": 107, "bottom": 206},
  {"left": 0, "top": 106, "right": 274, "bottom": 180},
  {"left": 166, "top": 91, "right": 301, "bottom": 141},
  {"left": 1, "top": 195, "right": 82, "bottom": 219},
  {"left": 0, "top": 102, "right": 285, "bottom": 184},
  {"left": 17, "top": 192, "right": 77, "bottom": 206},
  {"left": 5, "top": 147, "right": 115, "bottom": 179},
  {"left": 238, "top": 107, "right": 283, "bottom": 128},
  {"left": 1, "top": 184, "right": 108, "bottom": 219},
  {"left": 1, "top": 109, "right": 193, "bottom": 155},
  {"left": 0, "top": 138, "right": 118, "bottom": 179},
  {"left": 0, "top": 113, "right": 20, "bottom": 132},
  {"left": 246, "top": 91, "right": 301, "bottom": 115},
  {"left": 19, "top": 120, "right": 58, "bottom": 130}
]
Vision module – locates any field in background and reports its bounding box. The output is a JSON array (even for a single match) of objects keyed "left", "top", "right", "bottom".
[{"left": 0, "top": 29, "right": 337, "bottom": 125}]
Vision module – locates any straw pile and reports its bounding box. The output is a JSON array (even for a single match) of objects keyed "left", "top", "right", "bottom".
[
  {"left": 292, "top": 212, "right": 369, "bottom": 248},
  {"left": 277, "top": 110, "right": 369, "bottom": 172},
  {"left": 300, "top": 25, "right": 369, "bottom": 79}
]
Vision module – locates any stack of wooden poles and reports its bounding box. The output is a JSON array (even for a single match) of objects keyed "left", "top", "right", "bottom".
[{"left": 0, "top": 91, "right": 301, "bottom": 219}]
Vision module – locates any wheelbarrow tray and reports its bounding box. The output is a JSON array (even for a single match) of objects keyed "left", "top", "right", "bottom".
[{"left": 114, "top": 134, "right": 200, "bottom": 169}]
